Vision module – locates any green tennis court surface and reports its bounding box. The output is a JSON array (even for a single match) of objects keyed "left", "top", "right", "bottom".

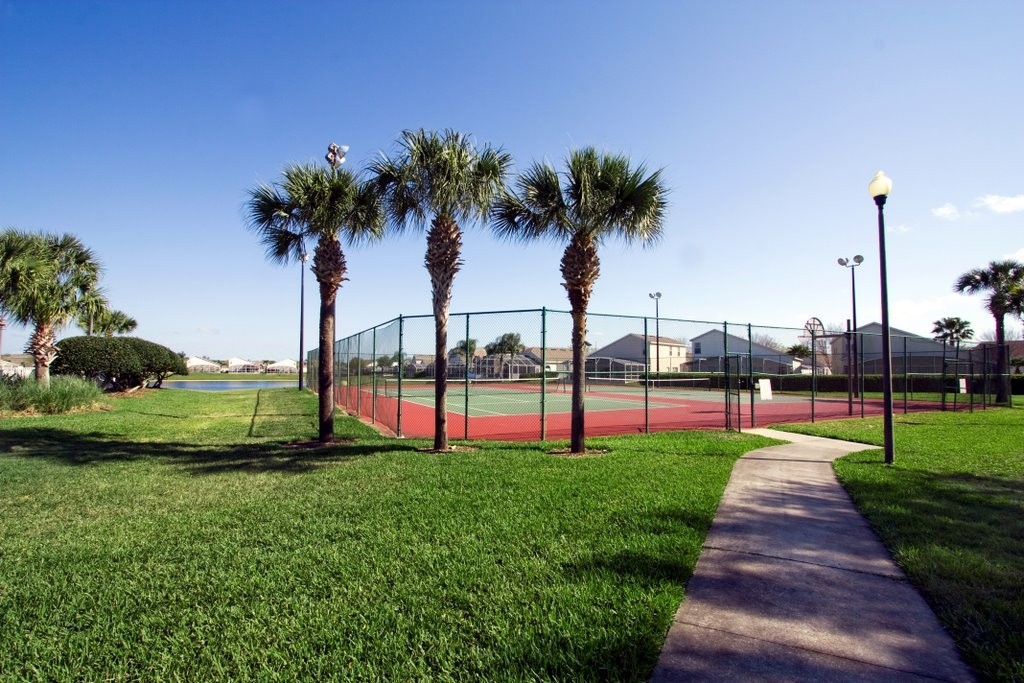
[{"left": 374, "top": 376, "right": 819, "bottom": 417}]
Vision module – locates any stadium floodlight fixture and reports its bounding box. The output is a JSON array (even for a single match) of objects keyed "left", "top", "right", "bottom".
[
  {"left": 325, "top": 143, "right": 349, "bottom": 169},
  {"left": 869, "top": 170, "right": 895, "bottom": 464}
]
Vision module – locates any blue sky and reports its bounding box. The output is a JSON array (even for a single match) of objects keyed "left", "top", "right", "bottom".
[{"left": 2, "top": 1, "right": 1022, "bottom": 360}]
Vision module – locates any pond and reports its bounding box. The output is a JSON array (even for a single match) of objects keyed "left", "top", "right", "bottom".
[{"left": 161, "top": 380, "right": 299, "bottom": 391}]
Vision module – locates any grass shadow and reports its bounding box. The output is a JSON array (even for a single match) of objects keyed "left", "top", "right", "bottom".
[{"left": 0, "top": 426, "right": 420, "bottom": 475}]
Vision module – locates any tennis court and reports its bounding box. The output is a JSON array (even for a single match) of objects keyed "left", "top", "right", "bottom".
[{"left": 336, "top": 375, "right": 932, "bottom": 441}]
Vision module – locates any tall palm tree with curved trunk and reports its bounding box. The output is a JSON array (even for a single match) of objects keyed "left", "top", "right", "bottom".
[
  {"left": 493, "top": 148, "right": 668, "bottom": 453},
  {"left": 371, "top": 129, "right": 511, "bottom": 451},
  {"left": 954, "top": 260, "right": 1024, "bottom": 404},
  {"left": 246, "top": 162, "right": 384, "bottom": 442},
  {"left": 0, "top": 230, "right": 101, "bottom": 386}
]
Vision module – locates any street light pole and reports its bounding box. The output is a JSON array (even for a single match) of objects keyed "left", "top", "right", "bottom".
[
  {"left": 838, "top": 255, "right": 864, "bottom": 400},
  {"left": 649, "top": 292, "right": 662, "bottom": 375},
  {"left": 869, "top": 171, "right": 895, "bottom": 464},
  {"left": 298, "top": 249, "right": 309, "bottom": 390}
]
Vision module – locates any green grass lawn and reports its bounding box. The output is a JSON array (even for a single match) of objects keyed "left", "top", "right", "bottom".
[
  {"left": 169, "top": 372, "right": 298, "bottom": 381},
  {"left": 776, "top": 409, "right": 1024, "bottom": 681},
  {"left": 0, "top": 388, "right": 777, "bottom": 681}
]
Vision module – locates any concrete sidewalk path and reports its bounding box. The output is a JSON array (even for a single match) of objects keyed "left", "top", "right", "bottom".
[{"left": 649, "top": 429, "right": 974, "bottom": 682}]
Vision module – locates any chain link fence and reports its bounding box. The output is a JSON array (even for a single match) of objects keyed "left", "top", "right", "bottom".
[{"left": 305, "top": 308, "right": 1010, "bottom": 441}]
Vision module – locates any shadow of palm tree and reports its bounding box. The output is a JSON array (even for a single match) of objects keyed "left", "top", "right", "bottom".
[{"left": 0, "top": 426, "right": 420, "bottom": 475}]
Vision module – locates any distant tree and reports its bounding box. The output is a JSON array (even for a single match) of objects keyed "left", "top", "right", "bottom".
[
  {"left": 0, "top": 230, "right": 101, "bottom": 386},
  {"left": 451, "top": 338, "right": 478, "bottom": 361},
  {"left": 1011, "top": 356, "right": 1024, "bottom": 375},
  {"left": 954, "top": 260, "right": 1024, "bottom": 403},
  {"left": 493, "top": 148, "right": 668, "bottom": 453},
  {"left": 94, "top": 309, "right": 138, "bottom": 336},
  {"left": 931, "top": 317, "right": 974, "bottom": 354},
  {"left": 485, "top": 332, "right": 524, "bottom": 378},
  {"left": 752, "top": 333, "right": 784, "bottom": 352},
  {"left": 786, "top": 343, "right": 812, "bottom": 358},
  {"left": 246, "top": 155, "right": 384, "bottom": 442},
  {"left": 371, "top": 129, "right": 511, "bottom": 451},
  {"left": 75, "top": 286, "right": 109, "bottom": 336}
]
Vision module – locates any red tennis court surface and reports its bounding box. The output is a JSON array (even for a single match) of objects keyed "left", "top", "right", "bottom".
[{"left": 335, "top": 384, "right": 941, "bottom": 441}]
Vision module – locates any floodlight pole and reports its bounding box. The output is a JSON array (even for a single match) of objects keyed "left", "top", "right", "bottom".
[
  {"left": 870, "top": 171, "right": 895, "bottom": 465},
  {"left": 298, "top": 249, "right": 309, "bottom": 390},
  {"left": 838, "top": 256, "right": 863, "bottom": 399},
  {"left": 649, "top": 292, "right": 662, "bottom": 375}
]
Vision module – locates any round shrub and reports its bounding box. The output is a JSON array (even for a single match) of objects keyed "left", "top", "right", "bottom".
[{"left": 52, "top": 336, "right": 186, "bottom": 391}]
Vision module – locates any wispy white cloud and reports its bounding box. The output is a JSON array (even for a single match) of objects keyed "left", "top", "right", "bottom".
[
  {"left": 975, "top": 194, "right": 1024, "bottom": 214},
  {"left": 931, "top": 203, "right": 960, "bottom": 220},
  {"left": 1003, "top": 248, "right": 1024, "bottom": 262},
  {"left": 895, "top": 223, "right": 912, "bottom": 234}
]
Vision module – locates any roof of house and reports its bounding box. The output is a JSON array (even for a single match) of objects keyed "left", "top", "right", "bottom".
[{"left": 523, "top": 347, "right": 574, "bottom": 362}]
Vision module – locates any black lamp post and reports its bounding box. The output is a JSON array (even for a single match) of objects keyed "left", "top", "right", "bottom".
[
  {"left": 649, "top": 292, "right": 662, "bottom": 374},
  {"left": 869, "top": 171, "right": 895, "bottom": 464},
  {"left": 298, "top": 248, "right": 309, "bottom": 390},
  {"left": 838, "top": 255, "right": 864, "bottom": 403}
]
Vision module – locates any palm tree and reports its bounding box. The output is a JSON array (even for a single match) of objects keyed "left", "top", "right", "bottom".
[
  {"left": 0, "top": 230, "right": 101, "bottom": 386},
  {"left": 954, "top": 260, "right": 1024, "bottom": 403},
  {"left": 246, "top": 159, "right": 383, "bottom": 442},
  {"left": 931, "top": 316, "right": 974, "bottom": 348},
  {"left": 76, "top": 286, "right": 110, "bottom": 335},
  {"left": 493, "top": 148, "right": 668, "bottom": 453},
  {"left": 94, "top": 309, "right": 138, "bottom": 336},
  {"left": 485, "top": 332, "right": 525, "bottom": 379},
  {"left": 371, "top": 129, "right": 511, "bottom": 451}
]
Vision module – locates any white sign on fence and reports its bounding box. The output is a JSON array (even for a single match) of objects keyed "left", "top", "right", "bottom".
[{"left": 759, "top": 378, "right": 773, "bottom": 401}]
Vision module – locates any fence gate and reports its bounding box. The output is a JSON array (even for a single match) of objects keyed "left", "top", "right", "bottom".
[{"left": 724, "top": 354, "right": 747, "bottom": 431}]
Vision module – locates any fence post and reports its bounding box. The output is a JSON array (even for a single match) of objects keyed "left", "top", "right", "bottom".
[
  {"left": 747, "top": 323, "right": 755, "bottom": 428},
  {"left": 941, "top": 340, "right": 948, "bottom": 411},
  {"left": 464, "top": 314, "right": 471, "bottom": 440},
  {"left": 903, "top": 335, "right": 908, "bottom": 413},
  {"left": 643, "top": 316, "right": 650, "bottom": 434},
  {"left": 540, "top": 307, "right": 547, "bottom": 441},
  {"left": 397, "top": 316, "right": 404, "bottom": 437},
  {"left": 371, "top": 326, "right": 377, "bottom": 425},
  {"left": 356, "top": 333, "right": 362, "bottom": 416},
  {"left": 811, "top": 328, "right": 817, "bottom": 423},
  {"left": 723, "top": 322, "right": 730, "bottom": 430},
  {"left": 846, "top": 320, "right": 853, "bottom": 416}
]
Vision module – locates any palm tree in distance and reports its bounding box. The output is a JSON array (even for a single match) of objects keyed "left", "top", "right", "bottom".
[
  {"left": 931, "top": 316, "right": 974, "bottom": 350},
  {"left": 486, "top": 332, "right": 525, "bottom": 379},
  {"left": 371, "top": 129, "right": 511, "bottom": 451},
  {"left": 493, "top": 148, "right": 668, "bottom": 453},
  {"left": 954, "top": 260, "right": 1024, "bottom": 404},
  {"left": 76, "top": 286, "right": 109, "bottom": 336},
  {"left": 0, "top": 230, "right": 101, "bottom": 386},
  {"left": 246, "top": 149, "right": 384, "bottom": 442},
  {"left": 94, "top": 309, "right": 138, "bottom": 337}
]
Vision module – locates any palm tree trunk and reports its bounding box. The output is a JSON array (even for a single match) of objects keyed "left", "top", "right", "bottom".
[
  {"left": 569, "top": 307, "right": 587, "bottom": 452},
  {"left": 561, "top": 235, "right": 600, "bottom": 454},
  {"left": 318, "top": 282, "right": 336, "bottom": 442},
  {"left": 425, "top": 215, "right": 464, "bottom": 451},
  {"left": 312, "top": 237, "right": 348, "bottom": 443},
  {"left": 995, "top": 313, "right": 1008, "bottom": 404},
  {"left": 28, "top": 324, "right": 56, "bottom": 388}
]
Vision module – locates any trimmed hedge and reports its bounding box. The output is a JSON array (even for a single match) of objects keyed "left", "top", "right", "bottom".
[{"left": 52, "top": 336, "right": 186, "bottom": 391}]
